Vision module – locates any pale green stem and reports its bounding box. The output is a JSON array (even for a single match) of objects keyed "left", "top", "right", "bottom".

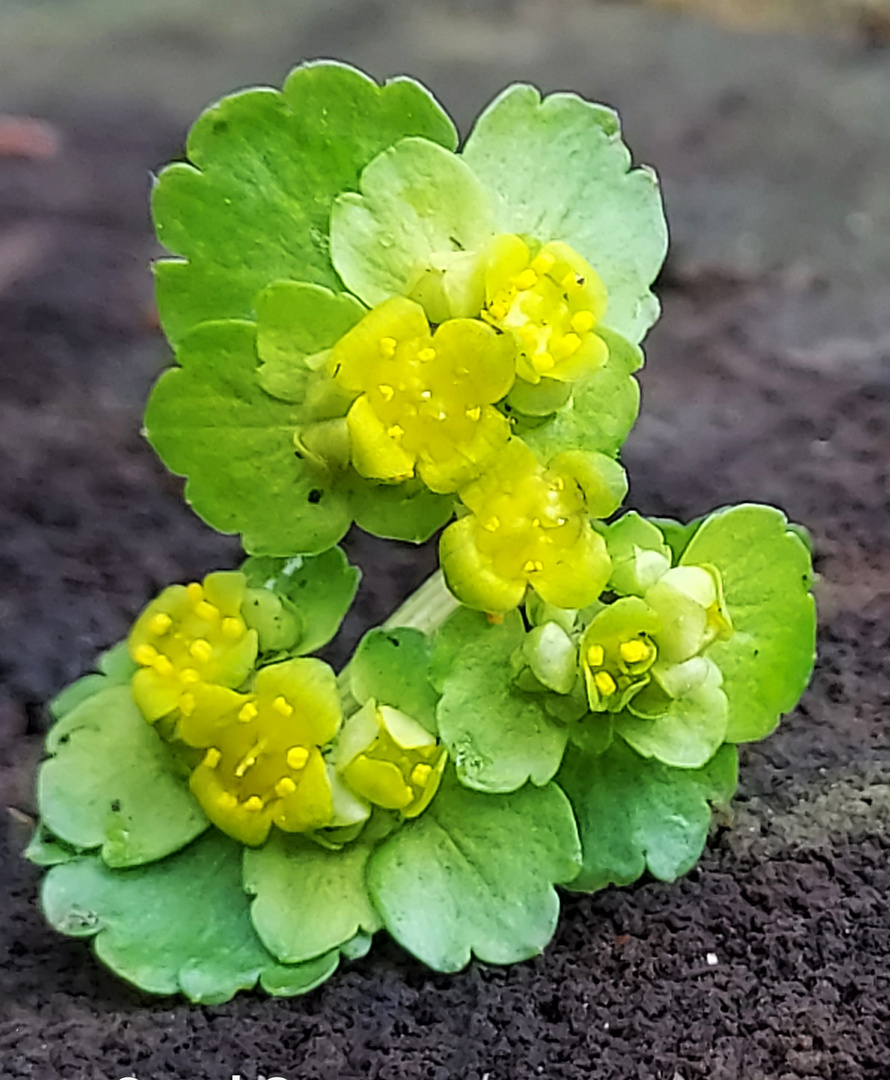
[{"left": 338, "top": 570, "right": 459, "bottom": 715}]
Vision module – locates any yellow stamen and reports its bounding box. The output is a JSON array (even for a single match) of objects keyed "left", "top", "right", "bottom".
[
  {"left": 530, "top": 251, "right": 556, "bottom": 275},
  {"left": 186, "top": 582, "right": 203, "bottom": 604},
  {"left": 180, "top": 668, "right": 200, "bottom": 684},
  {"left": 465, "top": 406, "right": 481, "bottom": 421},
  {"left": 152, "top": 654, "right": 174, "bottom": 677},
  {"left": 378, "top": 384, "right": 394, "bottom": 402},
  {"left": 386, "top": 424, "right": 405, "bottom": 439},
  {"left": 275, "top": 776, "right": 297, "bottom": 798},
  {"left": 203, "top": 747, "right": 222, "bottom": 769},
  {"left": 179, "top": 692, "right": 195, "bottom": 716},
  {"left": 515, "top": 268, "right": 538, "bottom": 291},
  {"left": 411, "top": 763, "right": 433, "bottom": 787},
  {"left": 195, "top": 601, "right": 219, "bottom": 621},
  {"left": 273, "top": 696, "right": 293, "bottom": 717},
  {"left": 420, "top": 390, "right": 432, "bottom": 400},
  {"left": 533, "top": 352, "right": 555, "bottom": 373},
  {"left": 244, "top": 796, "right": 263, "bottom": 812},
  {"left": 586, "top": 644, "right": 605, "bottom": 667},
  {"left": 417, "top": 347, "right": 436, "bottom": 362},
  {"left": 235, "top": 742, "right": 263, "bottom": 778},
  {"left": 620, "top": 640, "right": 651, "bottom": 664},
  {"left": 189, "top": 638, "right": 213, "bottom": 663},
  {"left": 286, "top": 746, "right": 310, "bottom": 771},
  {"left": 238, "top": 702, "right": 258, "bottom": 723},
  {"left": 571, "top": 310, "right": 595, "bottom": 334},
  {"left": 594, "top": 670, "right": 617, "bottom": 696},
  {"left": 134, "top": 644, "right": 158, "bottom": 666},
  {"left": 149, "top": 613, "right": 172, "bottom": 636},
  {"left": 380, "top": 337, "right": 397, "bottom": 357},
  {"left": 484, "top": 516, "right": 500, "bottom": 532},
  {"left": 217, "top": 792, "right": 237, "bottom": 810},
  {"left": 560, "top": 333, "right": 581, "bottom": 357},
  {"left": 221, "top": 617, "right": 244, "bottom": 639}
]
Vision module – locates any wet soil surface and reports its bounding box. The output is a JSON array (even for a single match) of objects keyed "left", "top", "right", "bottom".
[{"left": 2, "top": 8, "right": 890, "bottom": 1078}]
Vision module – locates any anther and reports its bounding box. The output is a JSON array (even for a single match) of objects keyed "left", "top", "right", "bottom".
[
  {"left": 530, "top": 251, "right": 556, "bottom": 275},
  {"left": 244, "top": 796, "right": 263, "bottom": 812},
  {"left": 594, "top": 670, "right": 618, "bottom": 696},
  {"left": 386, "top": 424, "right": 405, "bottom": 439},
  {"left": 411, "top": 763, "right": 433, "bottom": 787},
  {"left": 186, "top": 582, "right": 203, "bottom": 605},
  {"left": 181, "top": 668, "right": 200, "bottom": 684},
  {"left": 134, "top": 644, "right": 158, "bottom": 666},
  {"left": 152, "top": 654, "right": 174, "bottom": 677},
  {"left": 189, "top": 638, "right": 213, "bottom": 663},
  {"left": 273, "top": 696, "right": 293, "bottom": 717},
  {"left": 203, "top": 747, "right": 222, "bottom": 769},
  {"left": 571, "top": 310, "right": 595, "bottom": 334},
  {"left": 235, "top": 741, "right": 263, "bottom": 778},
  {"left": 484, "top": 516, "right": 500, "bottom": 532},
  {"left": 149, "top": 613, "right": 172, "bottom": 636},
  {"left": 217, "top": 792, "right": 238, "bottom": 810},
  {"left": 286, "top": 746, "right": 309, "bottom": 771},
  {"left": 417, "top": 347, "right": 436, "bottom": 362},
  {"left": 238, "top": 702, "right": 258, "bottom": 723},
  {"left": 378, "top": 384, "right": 394, "bottom": 402},
  {"left": 380, "top": 337, "right": 397, "bottom": 358},
  {"left": 586, "top": 644, "right": 605, "bottom": 667},
  {"left": 275, "top": 776, "right": 297, "bottom": 798},
  {"left": 465, "top": 406, "right": 481, "bottom": 421},
  {"left": 561, "top": 333, "right": 581, "bottom": 356},
  {"left": 534, "top": 351, "right": 555, "bottom": 372},
  {"left": 620, "top": 640, "right": 651, "bottom": 664},
  {"left": 221, "top": 617, "right": 244, "bottom": 639},
  {"left": 420, "top": 390, "right": 432, "bottom": 400},
  {"left": 515, "top": 268, "right": 538, "bottom": 291}
]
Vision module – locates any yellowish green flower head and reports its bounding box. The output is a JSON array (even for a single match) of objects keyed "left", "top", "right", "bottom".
[
  {"left": 128, "top": 572, "right": 258, "bottom": 723},
  {"left": 182, "top": 658, "right": 341, "bottom": 846},
  {"left": 335, "top": 700, "right": 447, "bottom": 818},
  {"left": 581, "top": 597, "right": 661, "bottom": 713},
  {"left": 329, "top": 296, "right": 514, "bottom": 493},
  {"left": 440, "top": 439, "right": 619, "bottom": 614},
  {"left": 481, "top": 235, "right": 609, "bottom": 386}
]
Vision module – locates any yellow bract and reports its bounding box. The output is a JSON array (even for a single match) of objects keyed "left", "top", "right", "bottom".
[
  {"left": 128, "top": 572, "right": 258, "bottom": 723},
  {"left": 481, "top": 235, "right": 609, "bottom": 385},
  {"left": 184, "top": 658, "right": 341, "bottom": 846},
  {"left": 440, "top": 439, "right": 612, "bottom": 613},
  {"left": 330, "top": 296, "right": 514, "bottom": 493},
  {"left": 336, "top": 701, "right": 447, "bottom": 819}
]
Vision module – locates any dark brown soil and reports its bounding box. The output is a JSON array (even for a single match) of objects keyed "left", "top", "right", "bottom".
[{"left": 2, "top": 6, "right": 890, "bottom": 1078}]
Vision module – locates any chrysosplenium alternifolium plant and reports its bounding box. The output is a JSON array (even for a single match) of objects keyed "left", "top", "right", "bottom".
[{"left": 29, "top": 62, "right": 817, "bottom": 1001}]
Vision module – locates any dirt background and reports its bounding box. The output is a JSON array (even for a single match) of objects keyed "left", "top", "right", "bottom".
[{"left": 1, "top": 1, "right": 889, "bottom": 1078}]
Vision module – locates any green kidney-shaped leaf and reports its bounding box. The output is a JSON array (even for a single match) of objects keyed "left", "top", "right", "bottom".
[
  {"left": 145, "top": 319, "right": 353, "bottom": 556},
  {"left": 612, "top": 661, "right": 729, "bottom": 769},
  {"left": 462, "top": 84, "right": 667, "bottom": 345},
  {"left": 41, "top": 831, "right": 340, "bottom": 1002},
  {"left": 331, "top": 136, "right": 494, "bottom": 309},
  {"left": 349, "top": 627, "right": 439, "bottom": 732},
  {"left": 243, "top": 833, "right": 382, "bottom": 965},
  {"left": 153, "top": 61, "right": 457, "bottom": 345},
  {"left": 558, "top": 739, "right": 737, "bottom": 893},
  {"left": 38, "top": 684, "right": 208, "bottom": 868},
  {"left": 518, "top": 327, "right": 642, "bottom": 461},
  {"left": 241, "top": 546, "right": 360, "bottom": 657},
  {"left": 25, "top": 822, "right": 80, "bottom": 867},
  {"left": 680, "top": 504, "right": 817, "bottom": 743},
  {"left": 349, "top": 476, "right": 454, "bottom": 544},
  {"left": 437, "top": 620, "right": 569, "bottom": 792},
  {"left": 367, "top": 773, "right": 580, "bottom": 972},
  {"left": 429, "top": 606, "right": 525, "bottom": 692}
]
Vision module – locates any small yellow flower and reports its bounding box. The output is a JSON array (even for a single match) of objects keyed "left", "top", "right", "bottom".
[
  {"left": 329, "top": 296, "right": 515, "bottom": 493},
  {"left": 440, "top": 439, "right": 614, "bottom": 613},
  {"left": 580, "top": 597, "right": 662, "bottom": 713},
  {"left": 335, "top": 700, "right": 447, "bottom": 819},
  {"left": 184, "top": 658, "right": 341, "bottom": 846},
  {"left": 128, "top": 572, "right": 258, "bottom": 723},
  {"left": 481, "top": 235, "right": 609, "bottom": 385}
]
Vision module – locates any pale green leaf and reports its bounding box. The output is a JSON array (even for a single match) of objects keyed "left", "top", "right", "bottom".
[
  {"left": 437, "top": 620, "right": 569, "bottom": 792},
  {"left": 145, "top": 320, "right": 352, "bottom": 556},
  {"left": 462, "top": 84, "right": 667, "bottom": 344},
  {"left": 559, "top": 739, "right": 737, "bottom": 892},
  {"left": 243, "top": 832, "right": 382, "bottom": 964},
  {"left": 349, "top": 476, "right": 454, "bottom": 544},
  {"left": 680, "top": 504, "right": 817, "bottom": 742},
  {"left": 367, "top": 773, "right": 580, "bottom": 972},
  {"left": 41, "top": 831, "right": 340, "bottom": 1003},
  {"left": 429, "top": 607, "right": 524, "bottom": 693},
  {"left": 153, "top": 61, "right": 456, "bottom": 345},
  {"left": 349, "top": 627, "right": 439, "bottom": 732},
  {"left": 38, "top": 685, "right": 208, "bottom": 868}
]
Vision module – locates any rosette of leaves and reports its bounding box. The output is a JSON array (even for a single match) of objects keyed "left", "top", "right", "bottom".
[
  {"left": 29, "top": 555, "right": 584, "bottom": 998},
  {"left": 145, "top": 60, "right": 666, "bottom": 555}
]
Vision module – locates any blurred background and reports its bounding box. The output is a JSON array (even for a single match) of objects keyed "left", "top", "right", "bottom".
[{"left": 2, "top": 4, "right": 889, "bottom": 1077}]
